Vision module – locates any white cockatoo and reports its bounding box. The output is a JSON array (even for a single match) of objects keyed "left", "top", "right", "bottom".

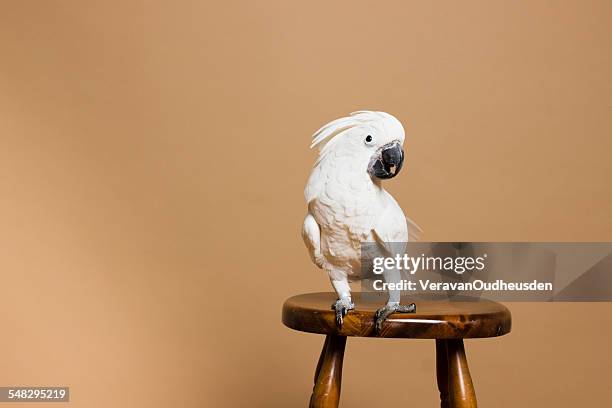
[{"left": 302, "top": 111, "right": 420, "bottom": 332}]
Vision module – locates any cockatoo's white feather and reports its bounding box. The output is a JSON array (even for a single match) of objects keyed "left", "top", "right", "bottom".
[
  {"left": 310, "top": 117, "right": 356, "bottom": 149},
  {"left": 310, "top": 111, "right": 402, "bottom": 150}
]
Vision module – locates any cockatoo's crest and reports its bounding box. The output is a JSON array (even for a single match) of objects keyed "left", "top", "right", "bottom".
[{"left": 310, "top": 111, "right": 403, "bottom": 152}]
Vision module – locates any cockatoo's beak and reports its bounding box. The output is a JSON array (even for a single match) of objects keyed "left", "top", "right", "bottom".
[{"left": 368, "top": 141, "right": 404, "bottom": 179}]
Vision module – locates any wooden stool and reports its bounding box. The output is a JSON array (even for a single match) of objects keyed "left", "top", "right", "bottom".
[{"left": 282, "top": 292, "right": 511, "bottom": 408}]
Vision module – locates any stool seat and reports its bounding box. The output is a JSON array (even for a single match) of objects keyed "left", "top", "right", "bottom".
[{"left": 283, "top": 292, "right": 511, "bottom": 338}]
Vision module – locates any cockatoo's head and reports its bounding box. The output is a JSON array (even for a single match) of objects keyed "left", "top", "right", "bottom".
[{"left": 311, "top": 111, "right": 406, "bottom": 180}]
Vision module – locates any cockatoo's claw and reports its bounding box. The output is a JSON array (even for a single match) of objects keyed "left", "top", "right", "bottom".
[
  {"left": 331, "top": 298, "right": 355, "bottom": 328},
  {"left": 374, "top": 303, "right": 416, "bottom": 334},
  {"left": 396, "top": 303, "right": 416, "bottom": 313}
]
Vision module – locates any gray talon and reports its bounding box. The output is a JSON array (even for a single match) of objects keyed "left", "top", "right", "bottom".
[
  {"left": 374, "top": 302, "right": 416, "bottom": 334},
  {"left": 331, "top": 298, "right": 355, "bottom": 328},
  {"left": 396, "top": 303, "right": 416, "bottom": 313}
]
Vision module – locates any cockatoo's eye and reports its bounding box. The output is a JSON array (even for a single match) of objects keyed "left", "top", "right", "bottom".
[{"left": 364, "top": 135, "right": 375, "bottom": 146}]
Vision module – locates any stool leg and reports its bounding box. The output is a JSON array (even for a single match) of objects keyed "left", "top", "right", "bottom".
[
  {"left": 314, "top": 336, "right": 330, "bottom": 383},
  {"left": 445, "top": 339, "right": 477, "bottom": 408},
  {"left": 436, "top": 340, "right": 450, "bottom": 408},
  {"left": 310, "top": 335, "right": 346, "bottom": 408}
]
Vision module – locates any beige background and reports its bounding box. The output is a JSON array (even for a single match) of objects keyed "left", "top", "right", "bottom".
[{"left": 1, "top": 1, "right": 611, "bottom": 407}]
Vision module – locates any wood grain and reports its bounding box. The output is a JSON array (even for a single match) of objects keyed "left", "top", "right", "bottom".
[
  {"left": 282, "top": 292, "right": 511, "bottom": 338},
  {"left": 446, "top": 339, "right": 477, "bottom": 407},
  {"left": 310, "top": 335, "right": 346, "bottom": 408}
]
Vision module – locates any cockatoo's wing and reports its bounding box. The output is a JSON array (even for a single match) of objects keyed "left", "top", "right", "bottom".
[
  {"left": 371, "top": 201, "right": 409, "bottom": 257},
  {"left": 302, "top": 213, "right": 323, "bottom": 269}
]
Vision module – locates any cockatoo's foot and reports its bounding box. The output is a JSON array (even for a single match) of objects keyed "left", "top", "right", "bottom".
[
  {"left": 374, "top": 302, "right": 416, "bottom": 334},
  {"left": 331, "top": 298, "right": 355, "bottom": 328}
]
